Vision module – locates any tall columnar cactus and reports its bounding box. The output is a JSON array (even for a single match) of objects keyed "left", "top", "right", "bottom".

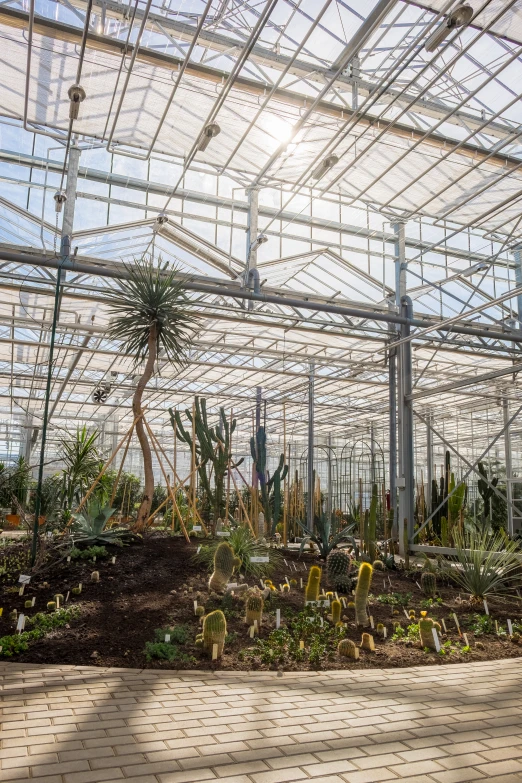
[
  {"left": 330, "top": 599, "right": 341, "bottom": 624},
  {"left": 419, "top": 611, "right": 441, "bottom": 650},
  {"left": 441, "top": 516, "right": 448, "bottom": 547},
  {"left": 305, "top": 565, "right": 321, "bottom": 603},
  {"left": 171, "top": 397, "right": 243, "bottom": 523},
  {"left": 208, "top": 542, "right": 241, "bottom": 592},
  {"left": 245, "top": 592, "right": 264, "bottom": 626},
  {"left": 326, "top": 549, "right": 352, "bottom": 593},
  {"left": 337, "top": 638, "right": 359, "bottom": 660},
  {"left": 421, "top": 571, "right": 437, "bottom": 598},
  {"left": 448, "top": 472, "right": 466, "bottom": 537},
  {"left": 196, "top": 610, "right": 227, "bottom": 657},
  {"left": 250, "top": 426, "right": 288, "bottom": 535},
  {"left": 431, "top": 478, "right": 441, "bottom": 538},
  {"left": 355, "top": 562, "right": 372, "bottom": 627},
  {"left": 366, "top": 484, "right": 378, "bottom": 562},
  {"left": 477, "top": 462, "right": 498, "bottom": 525}
]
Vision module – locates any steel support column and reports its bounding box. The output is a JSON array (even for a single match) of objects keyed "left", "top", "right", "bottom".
[
  {"left": 513, "top": 245, "right": 522, "bottom": 328},
  {"left": 307, "top": 360, "right": 315, "bottom": 530},
  {"left": 503, "top": 395, "right": 514, "bottom": 536},
  {"left": 426, "top": 410, "right": 433, "bottom": 505},
  {"left": 400, "top": 296, "right": 415, "bottom": 552}
]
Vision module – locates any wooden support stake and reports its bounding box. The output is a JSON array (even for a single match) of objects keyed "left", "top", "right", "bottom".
[{"left": 109, "top": 424, "right": 134, "bottom": 508}]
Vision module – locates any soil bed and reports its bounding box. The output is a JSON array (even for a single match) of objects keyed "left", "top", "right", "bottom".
[{"left": 1, "top": 534, "right": 522, "bottom": 670}]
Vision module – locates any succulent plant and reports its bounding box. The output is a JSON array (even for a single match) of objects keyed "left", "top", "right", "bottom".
[
  {"left": 355, "top": 562, "right": 372, "bottom": 627},
  {"left": 24, "top": 600, "right": 33, "bottom": 609},
  {"left": 290, "top": 578, "right": 297, "bottom": 587},
  {"left": 197, "top": 609, "right": 227, "bottom": 657},
  {"left": 421, "top": 571, "right": 437, "bottom": 598},
  {"left": 195, "top": 606, "right": 205, "bottom": 617},
  {"left": 9, "top": 609, "right": 17, "bottom": 620},
  {"left": 245, "top": 592, "right": 264, "bottom": 626},
  {"left": 208, "top": 542, "right": 241, "bottom": 592},
  {"left": 47, "top": 601, "right": 56, "bottom": 611},
  {"left": 372, "top": 560, "right": 385, "bottom": 571},
  {"left": 91, "top": 571, "right": 100, "bottom": 583},
  {"left": 330, "top": 599, "right": 341, "bottom": 624},
  {"left": 419, "top": 611, "right": 441, "bottom": 650},
  {"left": 72, "top": 586, "right": 81, "bottom": 595},
  {"left": 361, "top": 632, "right": 375, "bottom": 651},
  {"left": 282, "top": 584, "right": 290, "bottom": 593},
  {"left": 305, "top": 565, "right": 321, "bottom": 603},
  {"left": 337, "top": 638, "right": 359, "bottom": 660}
]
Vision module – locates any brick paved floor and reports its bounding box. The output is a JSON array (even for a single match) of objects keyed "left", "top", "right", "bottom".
[{"left": 1, "top": 659, "right": 522, "bottom": 783}]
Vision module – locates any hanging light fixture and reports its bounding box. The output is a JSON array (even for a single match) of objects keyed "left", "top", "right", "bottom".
[
  {"left": 424, "top": 4, "right": 473, "bottom": 52},
  {"left": 197, "top": 122, "right": 221, "bottom": 151},
  {"left": 311, "top": 154, "right": 339, "bottom": 180}
]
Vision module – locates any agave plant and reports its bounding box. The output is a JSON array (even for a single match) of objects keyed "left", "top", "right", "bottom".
[
  {"left": 441, "top": 528, "right": 521, "bottom": 600},
  {"left": 298, "top": 513, "right": 357, "bottom": 559},
  {"left": 107, "top": 257, "right": 199, "bottom": 531},
  {"left": 71, "top": 501, "right": 135, "bottom": 545}
]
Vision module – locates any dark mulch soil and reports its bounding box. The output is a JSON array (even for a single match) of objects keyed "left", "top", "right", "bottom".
[{"left": 1, "top": 534, "right": 522, "bottom": 670}]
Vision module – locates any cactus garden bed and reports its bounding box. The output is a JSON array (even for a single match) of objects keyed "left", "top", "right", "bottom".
[{"left": 1, "top": 534, "right": 522, "bottom": 669}]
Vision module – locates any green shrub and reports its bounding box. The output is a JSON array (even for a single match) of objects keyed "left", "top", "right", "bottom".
[
  {"left": 0, "top": 607, "right": 79, "bottom": 657},
  {"left": 69, "top": 545, "right": 109, "bottom": 561}
]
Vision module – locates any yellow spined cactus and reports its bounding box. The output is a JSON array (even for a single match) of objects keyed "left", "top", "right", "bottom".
[
  {"left": 208, "top": 542, "right": 241, "bottom": 592},
  {"left": 245, "top": 592, "right": 264, "bottom": 626},
  {"left": 355, "top": 562, "right": 373, "bottom": 627},
  {"left": 419, "top": 610, "right": 441, "bottom": 650},
  {"left": 337, "top": 638, "right": 359, "bottom": 660},
  {"left": 361, "top": 632, "right": 375, "bottom": 651},
  {"left": 196, "top": 609, "right": 227, "bottom": 657},
  {"left": 330, "top": 599, "right": 341, "bottom": 624},
  {"left": 305, "top": 565, "right": 321, "bottom": 603}
]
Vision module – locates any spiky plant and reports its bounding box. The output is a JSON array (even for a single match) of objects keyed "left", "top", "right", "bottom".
[
  {"left": 107, "top": 258, "right": 198, "bottom": 530},
  {"left": 441, "top": 529, "right": 521, "bottom": 600},
  {"left": 60, "top": 427, "right": 100, "bottom": 511},
  {"left": 71, "top": 500, "right": 136, "bottom": 545}
]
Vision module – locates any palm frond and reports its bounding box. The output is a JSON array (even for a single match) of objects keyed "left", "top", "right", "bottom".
[{"left": 106, "top": 256, "right": 199, "bottom": 365}]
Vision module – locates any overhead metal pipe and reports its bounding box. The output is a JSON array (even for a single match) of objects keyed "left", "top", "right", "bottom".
[{"left": 1, "top": 249, "right": 521, "bottom": 344}]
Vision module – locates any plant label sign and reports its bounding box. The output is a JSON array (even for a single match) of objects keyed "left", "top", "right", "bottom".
[
  {"left": 251, "top": 556, "right": 269, "bottom": 563},
  {"left": 196, "top": 546, "right": 201, "bottom": 554},
  {"left": 192, "top": 526, "right": 202, "bottom": 532},
  {"left": 483, "top": 600, "right": 489, "bottom": 615},
  {"left": 17, "top": 614, "right": 25, "bottom": 632},
  {"left": 18, "top": 575, "right": 31, "bottom": 584},
  {"left": 462, "top": 633, "right": 469, "bottom": 646},
  {"left": 164, "top": 634, "right": 171, "bottom": 643},
  {"left": 19, "top": 586, "right": 24, "bottom": 596},
  {"left": 216, "top": 531, "right": 230, "bottom": 537},
  {"left": 507, "top": 619, "right": 513, "bottom": 636},
  {"left": 431, "top": 627, "right": 441, "bottom": 652},
  {"left": 383, "top": 627, "right": 387, "bottom": 639},
  {"left": 111, "top": 557, "right": 116, "bottom": 564},
  {"left": 369, "top": 615, "right": 374, "bottom": 629},
  {"left": 441, "top": 618, "right": 447, "bottom": 633},
  {"left": 452, "top": 613, "right": 461, "bottom": 634},
  {"left": 67, "top": 556, "right": 71, "bottom": 563},
  {"left": 276, "top": 609, "right": 280, "bottom": 629},
  {"left": 212, "top": 643, "right": 218, "bottom": 660}
]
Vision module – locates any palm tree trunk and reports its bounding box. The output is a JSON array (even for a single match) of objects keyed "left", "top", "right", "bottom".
[{"left": 134, "top": 325, "right": 157, "bottom": 530}]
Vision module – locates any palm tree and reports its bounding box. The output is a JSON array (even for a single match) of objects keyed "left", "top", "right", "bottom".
[
  {"left": 61, "top": 426, "right": 101, "bottom": 510},
  {"left": 107, "top": 257, "right": 198, "bottom": 530}
]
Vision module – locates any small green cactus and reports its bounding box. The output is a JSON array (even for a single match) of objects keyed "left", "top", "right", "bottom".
[
  {"left": 326, "top": 549, "right": 352, "bottom": 593},
  {"left": 421, "top": 571, "right": 437, "bottom": 598},
  {"left": 72, "top": 587, "right": 81, "bottom": 595},
  {"left": 337, "top": 638, "right": 359, "bottom": 660},
  {"left": 329, "top": 599, "right": 341, "bottom": 624},
  {"left": 54, "top": 594, "right": 64, "bottom": 605},
  {"left": 195, "top": 606, "right": 205, "bottom": 617},
  {"left": 91, "top": 571, "right": 100, "bottom": 583},
  {"left": 376, "top": 622, "right": 385, "bottom": 636},
  {"left": 355, "top": 562, "right": 372, "bottom": 627},
  {"left": 372, "top": 560, "right": 385, "bottom": 571},
  {"left": 282, "top": 584, "right": 290, "bottom": 593},
  {"left": 419, "top": 611, "right": 441, "bottom": 650},
  {"left": 208, "top": 542, "right": 241, "bottom": 592},
  {"left": 199, "top": 609, "right": 227, "bottom": 657},
  {"left": 290, "top": 578, "right": 297, "bottom": 587},
  {"left": 361, "top": 632, "right": 375, "bottom": 651},
  {"left": 305, "top": 565, "right": 321, "bottom": 603},
  {"left": 245, "top": 592, "right": 264, "bottom": 626},
  {"left": 24, "top": 600, "right": 33, "bottom": 609},
  {"left": 9, "top": 608, "right": 17, "bottom": 620},
  {"left": 47, "top": 601, "right": 56, "bottom": 611}
]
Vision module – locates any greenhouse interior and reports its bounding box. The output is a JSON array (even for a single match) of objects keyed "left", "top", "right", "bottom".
[{"left": 2, "top": 0, "right": 522, "bottom": 779}]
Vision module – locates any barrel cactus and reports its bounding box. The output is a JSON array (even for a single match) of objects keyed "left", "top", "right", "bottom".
[
  {"left": 419, "top": 611, "right": 441, "bottom": 650},
  {"left": 196, "top": 609, "right": 227, "bottom": 657},
  {"left": 361, "top": 632, "right": 375, "bottom": 651},
  {"left": 372, "top": 560, "right": 385, "bottom": 571},
  {"left": 421, "top": 571, "right": 437, "bottom": 598},
  {"left": 326, "top": 549, "right": 352, "bottom": 593},
  {"left": 208, "top": 542, "right": 241, "bottom": 592},
  {"left": 337, "top": 638, "right": 359, "bottom": 660},
  {"left": 245, "top": 592, "right": 264, "bottom": 626}
]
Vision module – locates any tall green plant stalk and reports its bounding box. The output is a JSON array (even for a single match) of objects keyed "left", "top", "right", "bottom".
[{"left": 107, "top": 258, "right": 198, "bottom": 530}]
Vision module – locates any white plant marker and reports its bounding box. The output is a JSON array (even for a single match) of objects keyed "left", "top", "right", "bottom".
[
  {"left": 431, "top": 627, "right": 441, "bottom": 652},
  {"left": 341, "top": 597, "right": 347, "bottom": 608},
  {"left": 17, "top": 614, "right": 26, "bottom": 632},
  {"left": 300, "top": 578, "right": 303, "bottom": 588},
  {"left": 249, "top": 625, "right": 255, "bottom": 638},
  {"left": 31, "top": 597, "right": 35, "bottom": 607},
  {"left": 276, "top": 609, "right": 280, "bottom": 629},
  {"left": 415, "top": 581, "right": 421, "bottom": 590},
  {"left": 18, "top": 574, "right": 31, "bottom": 584},
  {"left": 383, "top": 580, "right": 387, "bottom": 590},
  {"left": 196, "top": 546, "right": 201, "bottom": 554},
  {"left": 299, "top": 640, "right": 304, "bottom": 650},
  {"left": 19, "top": 586, "right": 24, "bottom": 596},
  {"left": 388, "top": 576, "right": 392, "bottom": 587},
  {"left": 111, "top": 556, "right": 116, "bottom": 564},
  {"left": 441, "top": 618, "right": 447, "bottom": 633},
  {"left": 452, "top": 613, "right": 461, "bottom": 635},
  {"left": 67, "top": 556, "right": 71, "bottom": 563},
  {"left": 383, "top": 627, "right": 387, "bottom": 639},
  {"left": 93, "top": 556, "right": 96, "bottom": 563},
  {"left": 212, "top": 643, "right": 218, "bottom": 660},
  {"left": 495, "top": 620, "right": 499, "bottom": 635},
  {"left": 193, "top": 526, "right": 201, "bottom": 532},
  {"left": 194, "top": 601, "right": 198, "bottom": 614},
  {"left": 334, "top": 591, "right": 339, "bottom": 600},
  {"left": 279, "top": 584, "right": 285, "bottom": 592},
  {"left": 483, "top": 599, "right": 489, "bottom": 615},
  {"left": 403, "top": 608, "right": 410, "bottom": 619},
  {"left": 462, "top": 633, "right": 469, "bottom": 646},
  {"left": 165, "top": 633, "right": 171, "bottom": 642},
  {"left": 507, "top": 619, "right": 513, "bottom": 636},
  {"left": 65, "top": 592, "right": 70, "bottom": 603},
  {"left": 370, "top": 616, "right": 375, "bottom": 629},
  {"left": 259, "top": 579, "right": 265, "bottom": 588},
  {"left": 254, "top": 620, "right": 258, "bottom": 632},
  {"left": 78, "top": 583, "right": 82, "bottom": 592},
  {"left": 283, "top": 559, "right": 288, "bottom": 567},
  {"left": 56, "top": 596, "right": 60, "bottom": 609},
  {"left": 319, "top": 616, "right": 323, "bottom": 627},
  {"left": 285, "top": 576, "right": 290, "bottom": 586}
]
